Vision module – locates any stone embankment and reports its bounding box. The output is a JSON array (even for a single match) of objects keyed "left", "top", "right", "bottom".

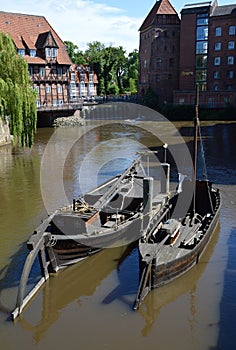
[
  {"left": 53, "top": 110, "right": 84, "bottom": 127},
  {"left": 0, "top": 118, "right": 11, "bottom": 146}
]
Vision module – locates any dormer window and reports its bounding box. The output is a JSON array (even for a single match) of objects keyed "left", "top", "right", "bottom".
[
  {"left": 18, "top": 49, "right": 25, "bottom": 57},
  {"left": 45, "top": 48, "right": 57, "bottom": 58},
  {"left": 30, "top": 49, "right": 36, "bottom": 57}
]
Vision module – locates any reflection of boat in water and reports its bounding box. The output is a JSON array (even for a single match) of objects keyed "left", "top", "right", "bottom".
[
  {"left": 12, "top": 155, "right": 170, "bottom": 319},
  {"left": 137, "top": 222, "right": 220, "bottom": 336},
  {"left": 134, "top": 87, "right": 221, "bottom": 310},
  {"left": 17, "top": 245, "right": 131, "bottom": 343}
]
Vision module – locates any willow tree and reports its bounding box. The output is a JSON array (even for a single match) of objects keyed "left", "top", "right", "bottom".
[{"left": 0, "top": 32, "right": 37, "bottom": 147}]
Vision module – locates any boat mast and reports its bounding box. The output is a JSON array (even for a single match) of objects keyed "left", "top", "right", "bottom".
[{"left": 193, "top": 84, "right": 199, "bottom": 216}]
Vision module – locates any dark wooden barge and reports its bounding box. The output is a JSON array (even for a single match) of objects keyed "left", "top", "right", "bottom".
[
  {"left": 12, "top": 156, "right": 170, "bottom": 319},
  {"left": 134, "top": 87, "right": 221, "bottom": 310}
]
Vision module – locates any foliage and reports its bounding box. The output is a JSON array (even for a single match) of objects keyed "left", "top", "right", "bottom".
[
  {"left": 142, "top": 87, "right": 159, "bottom": 110},
  {"left": 0, "top": 32, "right": 37, "bottom": 147},
  {"left": 66, "top": 40, "right": 138, "bottom": 95},
  {"left": 65, "top": 41, "right": 87, "bottom": 65}
]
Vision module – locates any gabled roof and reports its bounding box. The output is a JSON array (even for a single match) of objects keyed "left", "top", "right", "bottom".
[
  {"left": 0, "top": 11, "right": 71, "bottom": 65},
  {"left": 36, "top": 31, "right": 59, "bottom": 49},
  {"left": 139, "top": 0, "right": 179, "bottom": 31},
  {"left": 211, "top": 4, "right": 236, "bottom": 16}
]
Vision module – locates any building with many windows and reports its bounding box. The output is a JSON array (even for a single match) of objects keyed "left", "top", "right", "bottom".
[
  {"left": 139, "top": 0, "right": 236, "bottom": 107},
  {"left": 0, "top": 11, "right": 98, "bottom": 110},
  {"left": 138, "top": 0, "right": 180, "bottom": 104}
]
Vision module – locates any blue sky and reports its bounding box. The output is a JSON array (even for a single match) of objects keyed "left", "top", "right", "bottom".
[{"left": 0, "top": 0, "right": 233, "bottom": 53}]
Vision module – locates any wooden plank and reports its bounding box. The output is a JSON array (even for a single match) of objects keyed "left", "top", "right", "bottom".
[
  {"left": 12, "top": 277, "right": 46, "bottom": 320},
  {"left": 27, "top": 213, "right": 56, "bottom": 250}
]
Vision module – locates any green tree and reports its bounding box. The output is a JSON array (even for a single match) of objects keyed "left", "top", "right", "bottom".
[
  {"left": 126, "top": 49, "right": 138, "bottom": 93},
  {"left": 65, "top": 41, "right": 87, "bottom": 65},
  {"left": 0, "top": 32, "right": 37, "bottom": 147},
  {"left": 85, "top": 41, "right": 105, "bottom": 95},
  {"left": 111, "top": 46, "right": 127, "bottom": 94}
]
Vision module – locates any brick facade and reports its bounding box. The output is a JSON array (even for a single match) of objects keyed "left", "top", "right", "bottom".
[
  {"left": 139, "top": 1, "right": 236, "bottom": 108},
  {"left": 138, "top": 0, "right": 180, "bottom": 104}
]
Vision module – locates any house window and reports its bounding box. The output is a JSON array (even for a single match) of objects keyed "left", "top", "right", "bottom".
[
  {"left": 57, "top": 85, "right": 62, "bottom": 93},
  {"left": 197, "top": 17, "right": 208, "bottom": 26},
  {"left": 71, "top": 73, "right": 76, "bottom": 81},
  {"left": 156, "top": 58, "right": 162, "bottom": 67},
  {"left": 53, "top": 100, "right": 58, "bottom": 106},
  {"left": 214, "top": 42, "right": 221, "bottom": 51},
  {"left": 228, "top": 41, "right": 235, "bottom": 50},
  {"left": 28, "top": 66, "right": 33, "bottom": 75},
  {"left": 228, "top": 56, "right": 234, "bottom": 65},
  {"left": 30, "top": 50, "right": 36, "bottom": 57},
  {"left": 80, "top": 74, "right": 85, "bottom": 82},
  {"left": 144, "top": 60, "right": 147, "bottom": 68},
  {"left": 57, "top": 67, "right": 63, "bottom": 76},
  {"left": 214, "top": 71, "right": 219, "bottom": 79},
  {"left": 214, "top": 85, "right": 220, "bottom": 91},
  {"left": 18, "top": 49, "right": 25, "bottom": 56},
  {"left": 89, "top": 74, "right": 94, "bottom": 82},
  {"left": 36, "top": 100, "right": 41, "bottom": 108},
  {"left": 227, "top": 85, "right": 233, "bottom": 91},
  {"left": 45, "top": 48, "right": 57, "bottom": 58},
  {"left": 214, "top": 57, "right": 221, "bottom": 66},
  {"left": 196, "top": 55, "right": 207, "bottom": 68},
  {"left": 179, "top": 98, "right": 185, "bottom": 105},
  {"left": 156, "top": 74, "right": 160, "bottom": 82},
  {"left": 39, "top": 67, "right": 45, "bottom": 77},
  {"left": 227, "top": 70, "right": 234, "bottom": 78},
  {"left": 196, "top": 41, "right": 208, "bottom": 54},
  {"left": 46, "top": 86, "right": 51, "bottom": 93},
  {"left": 196, "top": 26, "right": 208, "bottom": 40},
  {"left": 34, "top": 85, "right": 39, "bottom": 92},
  {"left": 229, "top": 26, "right": 236, "bottom": 35},
  {"left": 215, "top": 27, "right": 222, "bottom": 36}
]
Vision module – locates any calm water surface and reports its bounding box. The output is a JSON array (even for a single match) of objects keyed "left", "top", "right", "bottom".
[{"left": 0, "top": 108, "right": 235, "bottom": 350}]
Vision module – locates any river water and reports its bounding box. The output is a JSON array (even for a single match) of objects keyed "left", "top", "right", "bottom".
[{"left": 0, "top": 104, "right": 235, "bottom": 350}]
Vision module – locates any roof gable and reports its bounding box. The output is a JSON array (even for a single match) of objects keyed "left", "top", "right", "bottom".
[
  {"left": 36, "top": 31, "right": 59, "bottom": 49},
  {"left": 0, "top": 11, "right": 71, "bottom": 65},
  {"left": 139, "top": 0, "right": 179, "bottom": 31}
]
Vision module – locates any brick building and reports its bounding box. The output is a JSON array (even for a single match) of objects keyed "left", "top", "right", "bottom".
[
  {"left": 139, "top": 0, "right": 236, "bottom": 107},
  {"left": 0, "top": 11, "right": 98, "bottom": 110},
  {"left": 138, "top": 0, "right": 180, "bottom": 104}
]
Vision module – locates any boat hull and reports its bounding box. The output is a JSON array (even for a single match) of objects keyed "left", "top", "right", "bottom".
[
  {"left": 134, "top": 181, "right": 221, "bottom": 310},
  {"left": 149, "top": 206, "right": 220, "bottom": 288}
]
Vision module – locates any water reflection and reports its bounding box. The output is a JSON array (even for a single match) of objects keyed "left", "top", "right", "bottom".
[
  {"left": 0, "top": 116, "right": 235, "bottom": 350},
  {"left": 137, "top": 223, "right": 220, "bottom": 337},
  {"left": 17, "top": 245, "right": 130, "bottom": 343}
]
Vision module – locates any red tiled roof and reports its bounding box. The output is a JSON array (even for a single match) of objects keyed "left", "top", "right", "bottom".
[
  {"left": 139, "top": 0, "right": 178, "bottom": 31},
  {"left": 0, "top": 11, "right": 72, "bottom": 65}
]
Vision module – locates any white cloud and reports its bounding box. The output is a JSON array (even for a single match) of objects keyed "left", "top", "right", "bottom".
[
  {"left": 42, "top": 0, "right": 142, "bottom": 53},
  {"left": 1, "top": 0, "right": 143, "bottom": 52}
]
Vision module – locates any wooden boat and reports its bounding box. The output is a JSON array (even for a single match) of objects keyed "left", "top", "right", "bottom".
[
  {"left": 134, "top": 88, "right": 221, "bottom": 310},
  {"left": 29, "top": 157, "right": 170, "bottom": 268},
  {"left": 12, "top": 155, "right": 170, "bottom": 319}
]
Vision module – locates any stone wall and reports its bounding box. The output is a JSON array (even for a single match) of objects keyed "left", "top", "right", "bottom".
[{"left": 0, "top": 118, "right": 11, "bottom": 146}]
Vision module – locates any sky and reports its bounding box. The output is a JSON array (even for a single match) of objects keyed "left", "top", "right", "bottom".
[{"left": 0, "top": 0, "right": 233, "bottom": 54}]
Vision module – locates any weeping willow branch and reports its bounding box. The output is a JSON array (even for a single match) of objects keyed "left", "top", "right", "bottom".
[{"left": 0, "top": 32, "right": 37, "bottom": 147}]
